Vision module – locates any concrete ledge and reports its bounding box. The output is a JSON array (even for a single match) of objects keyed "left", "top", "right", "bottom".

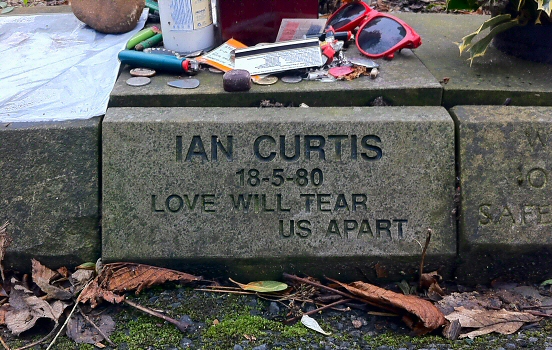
[
  {"left": 396, "top": 13, "right": 552, "bottom": 108},
  {"left": 0, "top": 118, "right": 101, "bottom": 271},
  {"left": 110, "top": 47, "right": 442, "bottom": 108}
]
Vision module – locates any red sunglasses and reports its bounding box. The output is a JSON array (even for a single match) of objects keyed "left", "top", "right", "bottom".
[{"left": 325, "top": 1, "right": 422, "bottom": 59}]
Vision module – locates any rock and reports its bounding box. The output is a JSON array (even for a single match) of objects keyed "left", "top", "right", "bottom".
[
  {"left": 71, "top": 0, "right": 144, "bottom": 34},
  {"left": 180, "top": 338, "right": 193, "bottom": 348},
  {"left": 268, "top": 301, "right": 280, "bottom": 315},
  {"left": 223, "top": 69, "right": 252, "bottom": 92}
]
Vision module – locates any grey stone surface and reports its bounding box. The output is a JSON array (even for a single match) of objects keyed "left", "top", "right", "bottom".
[
  {"left": 396, "top": 13, "right": 552, "bottom": 108},
  {"left": 103, "top": 107, "right": 455, "bottom": 279},
  {"left": 452, "top": 106, "right": 552, "bottom": 282},
  {"left": 109, "top": 45, "right": 442, "bottom": 108},
  {"left": 0, "top": 118, "right": 101, "bottom": 271}
]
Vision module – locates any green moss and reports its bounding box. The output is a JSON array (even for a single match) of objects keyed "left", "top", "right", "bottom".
[
  {"left": 280, "top": 322, "right": 309, "bottom": 338},
  {"left": 203, "top": 315, "right": 283, "bottom": 341},
  {"left": 110, "top": 315, "right": 183, "bottom": 349}
]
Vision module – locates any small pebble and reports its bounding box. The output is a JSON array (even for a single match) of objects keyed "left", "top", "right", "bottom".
[
  {"left": 180, "top": 338, "right": 193, "bottom": 348},
  {"left": 252, "top": 344, "right": 267, "bottom": 350},
  {"left": 529, "top": 337, "right": 538, "bottom": 343},
  {"left": 233, "top": 345, "right": 244, "bottom": 350},
  {"left": 268, "top": 301, "right": 280, "bottom": 315},
  {"left": 223, "top": 69, "right": 252, "bottom": 92},
  {"left": 505, "top": 343, "right": 517, "bottom": 349},
  {"left": 370, "top": 68, "right": 379, "bottom": 79}
]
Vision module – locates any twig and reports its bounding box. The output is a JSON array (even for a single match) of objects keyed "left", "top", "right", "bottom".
[
  {"left": 419, "top": 228, "right": 432, "bottom": 290},
  {"left": 78, "top": 305, "right": 116, "bottom": 347},
  {"left": 526, "top": 310, "right": 552, "bottom": 317},
  {"left": 45, "top": 300, "right": 79, "bottom": 350},
  {"left": 283, "top": 273, "right": 383, "bottom": 309},
  {"left": 0, "top": 334, "right": 10, "bottom": 350},
  {"left": 124, "top": 298, "right": 190, "bottom": 332},
  {"left": 14, "top": 324, "right": 59, "bottom": 350},
  {"left": 285, "top": 298, "right": 352, "bottom": 324}
]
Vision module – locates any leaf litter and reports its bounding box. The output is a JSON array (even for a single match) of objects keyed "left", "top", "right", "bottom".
[{"left": 0, "top": 223, "right": 550, "bottom": 347}]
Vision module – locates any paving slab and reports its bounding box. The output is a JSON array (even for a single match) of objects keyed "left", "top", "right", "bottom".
[
  {"left": 109, "top": 46, "right": 442, "bottom": 108},
  {"left": 103, "top": 106, "right": 455, "bottom": 280},
  {"left": 0, "top": 118, "right": 101, "bottom": 272},
  {"left": 452, "top": 105, "right": 552, "bottom": 282},
  {"left": 396, "top": 13, "right": 552, "bottom": 108}
]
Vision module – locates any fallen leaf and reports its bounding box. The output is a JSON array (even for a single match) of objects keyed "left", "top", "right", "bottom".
[
  {"left": 1, "top": 6, "right": 13, "bottom": 14},
  {"left": 445, "top": 306, "right": 541, "bottom": 339},
  {"left": 331, "top": 279, "right": 447, "bottom": 335},
  {"left": 70, "top": 269, "right": 95, "bottom": 295},
  {"left": 301, "top": 314, "right": 331, "bottom": 335},
  {"left": 31, "top": 259, "right": 72, "bottom": 300},
  {"left": 79, "top": 262, "right": 201, "bottom": 308},
  {"left": 76, "top": 262, "right": 97, "bottom": 271},
  {"left": 0, "top": 304, "right": 9, "bottom": 325},
  {"left": 229, "top": 278, "right": 288, "bottom": 293},
  {"left": 6, "top": 285, "right": 69, "bottom": 335},
  {"left": 0, "top": 222, "right": 12, "bottom": 281},
  {"left": 66, "top": 313, "right": 115, "bottom": 344}
]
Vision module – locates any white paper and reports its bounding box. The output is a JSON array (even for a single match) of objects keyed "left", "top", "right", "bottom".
[{"left": 0, "top": 10, "right": 148, "bottom": 122}]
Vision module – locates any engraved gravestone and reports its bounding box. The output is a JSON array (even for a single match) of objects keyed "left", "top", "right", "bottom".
[
  {"left": 103, "top": 107, "right": 455, "bottom": 276},
  {"left": 452, "top": 106, "right": 552, "bottom": 281}
]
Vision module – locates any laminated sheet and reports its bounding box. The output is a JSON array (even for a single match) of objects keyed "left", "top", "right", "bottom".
[{"left": 0, "top": 10, "right": 148, "bottom": 122}]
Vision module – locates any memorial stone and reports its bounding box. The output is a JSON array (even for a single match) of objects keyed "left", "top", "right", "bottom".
[
  {"left": 103, "top": 107, "right": 456, "bottom": 279},
  {"left": 452, "top": 106, "right": 552, "bottom": 282},
  {"left": 0, "top": 118, "right": 101, "bottom": 271}
]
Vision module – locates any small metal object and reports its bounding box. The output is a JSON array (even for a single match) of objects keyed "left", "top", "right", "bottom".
[
  {"left": 167, "top": 78, "right": 200, "bottom": 89},
  {"left": 281, "top": 75, "right": 302, "bottom": 84},
  {"left": 208, "top": 67, "right": 224, "bottom": 74},
  {"left": 185, "top": 50, "right": 205, "bottom": 58},
  {"left": 253, "top": 76, "right": 278, "bottom": 85},
  {"left": 350, "top": 57, "right": 380, "bottom": 69},
  {"left": 126, "top": 77, "right": 151, "bottom": 87},
  {"left": 370, "top": 68, "right": 379, "bottom": 79},
  {"left": 143, "top": 47, "right": 181, "bottom": 58},
  {"left": 130, "top": 68, "right": 156, "bottom": 77},
  {"left": 319, "top": 76, "right": 336, "bottom": 83}
]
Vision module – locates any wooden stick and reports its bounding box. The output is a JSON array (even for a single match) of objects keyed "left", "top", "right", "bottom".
[
  {"left": 78, "top": 305, "right": 116, "bottom": 346},
  {"left": 285, "top": 298, "right": 352, "bottom": 324},
  {"left": 419, "top": 228, "right": 432, "bottom": 290},
  {"left": 124, "top": 299, "right": 190, "bottom": 332},
  {"left": 0, "top": 334, "right": 10, "bottom": 350},
  {"left": 283, "top": 273, "right": 361, "bottom": 302}
]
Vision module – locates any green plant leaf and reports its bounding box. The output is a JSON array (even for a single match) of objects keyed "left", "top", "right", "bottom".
[
  {"left": 0, "top": 2, "right": 7, "bottom": 9},
  {"left": 466, "top": 18, "right": 520, "bottom": 65},
  {"left": 537, "top": 0, "right": 551, "bottom": 17},
  {"left": 229, "top": 278, "right": 288, "bottom": 292},
  {"left": 76, "top": 262, "right": 97, "bottom": 270},
  {"left": 541, "top": 279, "right": 552, "bottom": 286},
  {"left": 457, "top": 14, "right": 512, "bottom": 54},
  {"left": 1, "top": 6, "right": 13, "bottom": 13},
  {"left": 447, "top": 0, "right": 480, "bottom": 11}
]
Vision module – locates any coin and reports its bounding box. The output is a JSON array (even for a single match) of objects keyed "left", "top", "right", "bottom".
[
  {"left": 281, "top": 75, "right": 302, "bottom": 84},
  {"left": 253, "top": 76, "right": 278, "bottom": 85},
  {"left": 167, "top": 78, "right": 200, "bottom": 89},
  {"left": 208, "top": 67, "right": 224, "bottom": 74},
  {"left": 130, "top": 68, "right": 156, "bottom": 77},
  {"left": 126, "top": 77, "right": 151, "bottom": 87},
  {"left": 319, "top": 76, "right": 337, "bottom": 83}
]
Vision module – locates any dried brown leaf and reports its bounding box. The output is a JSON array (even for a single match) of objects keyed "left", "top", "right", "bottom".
[
  {"left": 6, "top": 285, "right": 69, "bottom": 335},
  {"left": 79, "top": 262, "right": 201, "bottom": 308},
  {"left": 445, "top": 306, "right": 542, "bottom": 339},
  {"left": 332, "top": 279, "right": 447, "bottom": 335},
  {"left": 31, "top": 259, "right": 72, "bottom": 300},
  {"left": 70, "top": 269, "right": 95, "bottom": 295},
  {"left": 66, "top": 313, "right": 115, "bottom": 344},
  {"left": 0, "top": 304, "right": 9, "bottom": 325},
  {"left": 0, "top": 221, "right": 12, "bottom": 281}
]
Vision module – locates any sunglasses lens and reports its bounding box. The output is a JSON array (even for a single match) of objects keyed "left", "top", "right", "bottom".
[
  {"left": 326, "top": 3, "right": 366, "bottom": 30},
  {"left": 357, "top": 17, "right": 406, "bottom": 55}
]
